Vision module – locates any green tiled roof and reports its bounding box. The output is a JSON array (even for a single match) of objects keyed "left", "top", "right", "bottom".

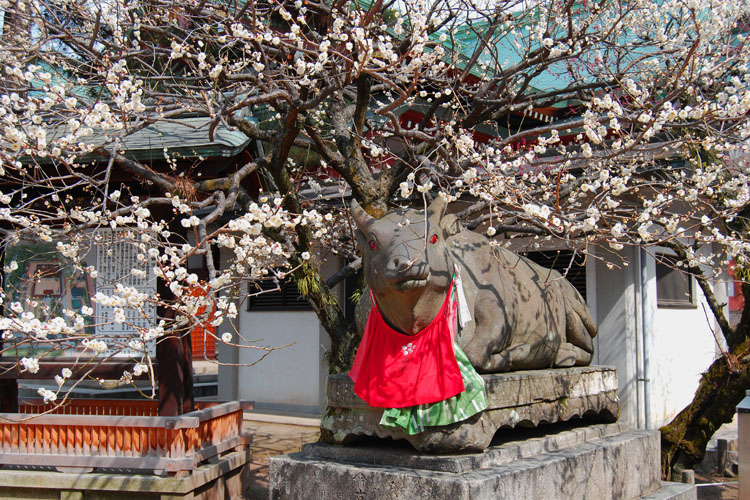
[
  {"left": 45, "top": 116, "right": 252, "bottom": 162},
  {"left": 111, "top": 117, "right": 251, "bottom": 161}
]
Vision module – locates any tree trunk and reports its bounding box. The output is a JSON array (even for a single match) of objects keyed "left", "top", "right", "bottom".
[
  {"left": 289, "top": 260, "right": 360, "bottom": 374},
  {"left": 660, "top": 338, "right": 750, "bottom": 479},
  {"left": 660, "top": 279, "right": 750, "bottom": 479}
]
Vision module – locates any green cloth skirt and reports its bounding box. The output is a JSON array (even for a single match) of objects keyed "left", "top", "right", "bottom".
[{"left": 379, "top": 343, "right": 487, "bottom": 435}]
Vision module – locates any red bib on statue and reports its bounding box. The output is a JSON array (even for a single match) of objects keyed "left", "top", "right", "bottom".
[{"left": 349, "top": 284, "right": 465, "bottom": 408}]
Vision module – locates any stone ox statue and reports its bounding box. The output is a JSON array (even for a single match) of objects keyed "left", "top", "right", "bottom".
[{"left": 351, "top": 197, "right": 597, "bottom": 372}]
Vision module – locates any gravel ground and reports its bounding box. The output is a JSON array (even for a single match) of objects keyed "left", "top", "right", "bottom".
[
  {"left": 242, "top": 418, "right": 321, "bottom": 500},
  {"left": 695, "top": 471, "right": 738, "bottom": 499}
]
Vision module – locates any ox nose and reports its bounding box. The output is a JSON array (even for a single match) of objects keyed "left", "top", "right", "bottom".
[
  {"left": 387, "top": 255, "right": 411, "bottom": 274},
  {"left": 387, "top": 256, "right": 428, "bottom": 277}
]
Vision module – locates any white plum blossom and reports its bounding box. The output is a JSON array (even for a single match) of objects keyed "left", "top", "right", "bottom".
[
  {"left": 0, "top": 0, "right": 748, "bottom": 413},
  {"left": 20, "top": 357, "right": 40, "bottom": 374},
  {"left": 38, "top": 387, "right": 57, "bottom": 403},
  {"left": 611, "top": 223, "right": 626, "bottom": 239},
  {"left": 523, "top": 203, "right": 552, "bottom": 220},
  {"left": 132, "top": 363, "right": 148, "bottom": 376}
]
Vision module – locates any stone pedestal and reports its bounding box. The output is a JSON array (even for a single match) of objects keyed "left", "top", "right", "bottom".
[
  {"left": 270, "top": 367, "right": 695, "bottom": 499},
  {"left": 270, "top": 425, "right": 694, "bottom": 500},
  {"left": 323, "top": 366, "right": 620, "bottom": 452}
]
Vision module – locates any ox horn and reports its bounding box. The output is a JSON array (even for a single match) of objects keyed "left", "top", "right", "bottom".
[{"left": 351, "top": 199, "right": 375, "bottom": 230}]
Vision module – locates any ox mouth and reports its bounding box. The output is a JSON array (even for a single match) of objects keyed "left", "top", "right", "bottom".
[{"left": 394, "top": 275, "right": 430, "bottom": 290}]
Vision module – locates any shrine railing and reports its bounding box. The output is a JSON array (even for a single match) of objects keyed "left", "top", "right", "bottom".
[{"left": 0, "top": 399, "right": 253, "bottom": 475}]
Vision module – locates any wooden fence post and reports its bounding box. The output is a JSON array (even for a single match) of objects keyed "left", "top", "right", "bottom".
[{"left": 0, "top": 379, "right": 17, "bottom": 412}]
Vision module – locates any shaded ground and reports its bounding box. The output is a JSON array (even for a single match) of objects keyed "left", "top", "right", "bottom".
[
  {"left": 695, "top": 419, "right": 738, "bottom": 500},
  {"left": 242, "top": 418, "right": 320, "bottom": 500},
  {"left": 695, "top": 472, "right": 738, "bottom": 499}
]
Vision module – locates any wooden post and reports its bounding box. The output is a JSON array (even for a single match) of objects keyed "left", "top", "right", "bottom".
[
  {"left": 718, "top": 438, "right": 729, "bottom": 476},
  {"left": 153, "top": 207, "right": 195, "bottom": 417},
  {"left": 0, "top": 379, "right": 18, "bottom": 412},
  {"left": 181, "top": 331, "right": 195, "bottom": 414},
  {"left": 0, "top": 323, "right": 14, "bottom": 412},
  {"left": 157, "top": 332, "right": 185, "bottom": 417}
]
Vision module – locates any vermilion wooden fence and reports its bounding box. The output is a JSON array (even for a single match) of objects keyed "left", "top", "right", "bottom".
[{"left": 0, "top": 400, "right": 252, "bottom": 475}]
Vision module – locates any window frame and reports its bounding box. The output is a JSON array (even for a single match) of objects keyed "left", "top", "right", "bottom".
[
  {"left": 522, "top": 248, "right": 588, "bottom": 301},
  {"left": 655, "top": 253, "right": 696, "bottom": 309},
  {"left": 246, "top": 277, "right": 313, "bottom": 312}
]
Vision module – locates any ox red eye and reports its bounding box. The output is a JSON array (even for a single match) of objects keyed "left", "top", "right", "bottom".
[
  {"left": 430, "top": 234, "right": 438, "bottom": 244},
  {"left": 369, "top": 240, "right": 378, "bottom": 251}
]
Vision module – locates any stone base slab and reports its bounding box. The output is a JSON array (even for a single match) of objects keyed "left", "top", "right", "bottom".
[
  {"left": 641, "top": 482, "right": 697, "bottom": 500},
  {"left": 307, "top": 422, "right": 628, "bottom": 473},
  {"left": 323, "top": 366, "right": 620, "bottom": 452},
  {"left": 270, "top": 427, "right": 695, "bottom": 500},
  {"left": 0, "top": 449, "right": 251, "bottom": 500}
]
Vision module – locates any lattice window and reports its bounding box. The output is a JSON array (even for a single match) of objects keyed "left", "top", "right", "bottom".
[{"left": 246, "top": 277, "right": 312, "bottom": 311}]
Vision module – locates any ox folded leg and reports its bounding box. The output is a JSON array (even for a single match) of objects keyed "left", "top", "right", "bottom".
[
  {"left": 554, "top": 342, "right": 592, "bottom": 367},
  {"left": 496, "top": 344, "right": 533, "bottom": 371},
  {"left": 564, "top": 301, "right": 594, "bottom": 355}
]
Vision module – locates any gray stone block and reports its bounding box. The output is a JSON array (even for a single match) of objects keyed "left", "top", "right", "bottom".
[
  {"left": 638, "top": 482, "right": 697, "bottom": 500},
  {"left": 305, "top": 422, "right": 628, "bottom": 473},
  {"left": 270, "top": 428, "right": 683, "bottom": 500},
  {"left": 323, "top": 366, "right": 620, "bottom": 452},
  {"left": 0, "top": 449, "right": 250, "bottom": 500}
]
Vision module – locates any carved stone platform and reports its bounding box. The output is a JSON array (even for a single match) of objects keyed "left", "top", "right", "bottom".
[
  {"left": 269, "top": 423, "right": 696, "bottom": 500},
  {"left": 321, "top": 365, "right": 621, "bottom": 453}
]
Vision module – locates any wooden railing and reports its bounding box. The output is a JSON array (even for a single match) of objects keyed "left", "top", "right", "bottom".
[
  {"left": 0, "top": 399, "right": 252, "bottom": 475},
  {"left": 19, "top": 398, "right": 162, "bottom": 416}
]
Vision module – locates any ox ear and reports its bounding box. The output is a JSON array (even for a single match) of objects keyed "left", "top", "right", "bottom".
[
  {"left": 354, "top": 228, "right": 368, "bottom": 253},
  {"left": 440, "top": 214, "right": 462, "bottom": 237},
  {"left": 351, "top": 199, "right": 375, "bottom": 231},
  {"left": 426, "top": 195, "right": 448, "bottom": 222}
]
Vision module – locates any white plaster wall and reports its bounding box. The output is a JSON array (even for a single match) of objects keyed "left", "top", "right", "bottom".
[
  {"left": 236, "top": 309, "right": 323, "bottom": 408},
  {"left": 230, "top": 254, "right": 339, "bottom": 413},
  {"left": 643, "top": 254, "right": 717, "bottom": 429},
  {"left": 593, "top": 246, "right": 640, "bottom": 427}
]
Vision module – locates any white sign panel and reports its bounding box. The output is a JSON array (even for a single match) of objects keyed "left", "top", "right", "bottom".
[{"left": 95, "top": 230, "right": 157, "bottom": 357}]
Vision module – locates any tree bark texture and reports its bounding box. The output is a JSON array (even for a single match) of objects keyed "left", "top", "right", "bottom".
[
  {"left": 660, "top": 338, "right": 750, "bottom": 479},
  {"left": 660, "top": 281, "right": 750, "bottom": 479}
]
